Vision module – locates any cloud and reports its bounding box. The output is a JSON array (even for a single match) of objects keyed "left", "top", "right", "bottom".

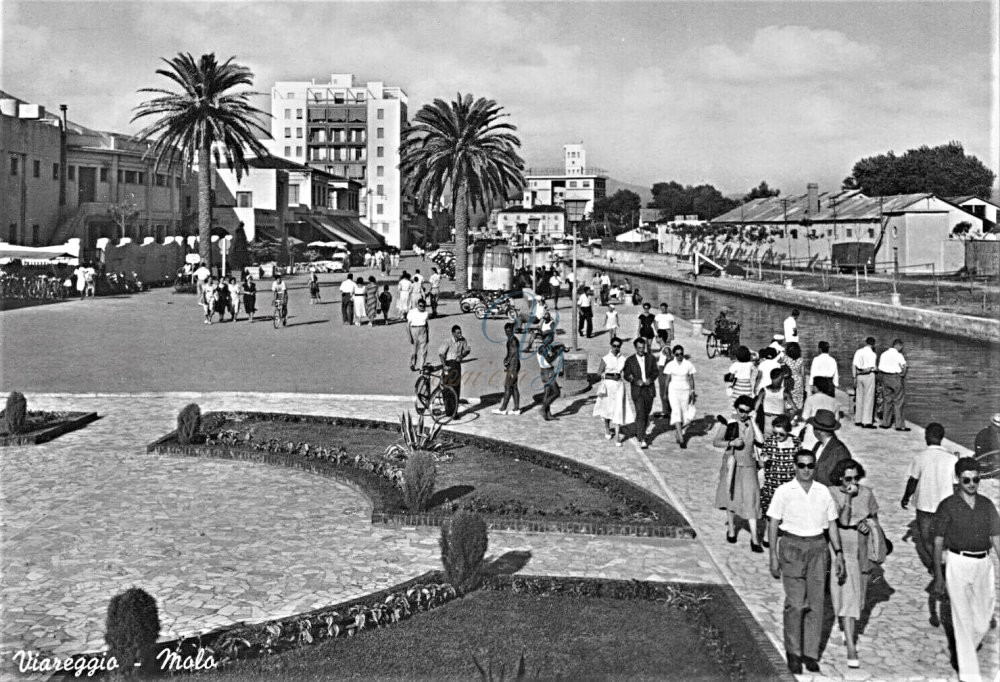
[{"left": 699, "top": 25, "right": 879, "bottom": 83}]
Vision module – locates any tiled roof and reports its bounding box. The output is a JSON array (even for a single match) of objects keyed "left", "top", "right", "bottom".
[{"left": 710, "top": 190, "right": 937, "bottom": 224}]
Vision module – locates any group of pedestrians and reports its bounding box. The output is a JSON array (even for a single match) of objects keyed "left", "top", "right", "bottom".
[
  {"left": 337, "top": 273, "right": 386, "bottom": 327},
  {"left": 196, "top": 273, "right": 263, "bottom": 324},
  {"left": 362, "top": 248, "right": 399, "bottom": 273}
]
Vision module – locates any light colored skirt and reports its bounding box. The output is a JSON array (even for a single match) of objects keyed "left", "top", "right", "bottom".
[{"left": 593, "top": 379, "right": 635, "bottom": 426}]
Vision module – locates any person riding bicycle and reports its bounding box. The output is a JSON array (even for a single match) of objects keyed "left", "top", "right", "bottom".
[
  {"left": 272, "top": 275, "right": 288, "bottom": 320},
  {"left": 714, "top": 310, "right": 738, "bottom": 338}
]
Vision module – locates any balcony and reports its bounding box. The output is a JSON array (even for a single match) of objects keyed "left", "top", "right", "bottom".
[{"left": 524, "top": 166, "right": 607, "bottom": 177}]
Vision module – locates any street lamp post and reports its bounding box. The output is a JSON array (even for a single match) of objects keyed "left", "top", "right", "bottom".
[
  {"left": 571, "top": 220, "right": 578, "bottom": 351},
  {"left": 528, "top": 216, "right": 541, "bottom": 292}
]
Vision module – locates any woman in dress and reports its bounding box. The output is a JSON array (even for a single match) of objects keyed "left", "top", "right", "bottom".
[
  {"left": 662, "top": 345, "right": 697, "bottom": 448},
  {"left": 727, "top": 345, "right": 758, "bottom": 401},
  {"left": 214, "top": 277, "right": 230, "bottom": 323},
  {"left": 828, "top": 458, "right": 880, "bottom": 669},
  {"left": 308, "top": 269, "right": 321, "bottom": 304},
  {"left": 637, "top": 302, "right": 656, "bottom": 346},
  {"left": 757, "top": 415, "right": 801, "bottom": 520},
  {"left": 593, "top": 338, "right": 634, "bottom": 446},
  {"left": 754, "top": 367, "right": 791, "bottom": 436},
  {"left": 364, "top": 276, "right": 378, "bottom": 328},
  {"left": 396, "top": 271, "right": 412, "bottom": 320},
  {"left": 783, "top": 342, "right": 806, "bottom": 417},
  {"left": 242, "top": 275, "right": 257, "bottom": 323},
  {"left": 227, "top": 277, "right": 241, "bottom": 321},
  {"left": 200, "top": 277, "right": 216, "bottom": 324},
  {"left": 799, "top": 376, "right": 842, "bottom": 449},
  {"left": 714, "top": 395, "right": 763, "bottom": 552},
  {"left": 603, "top": 303, "right": 620, "bottom": 340}
]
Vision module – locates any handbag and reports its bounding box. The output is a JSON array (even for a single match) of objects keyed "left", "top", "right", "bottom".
[
  {"left": 596, "top": 382, "right": 608, "bottom": 398},
  {"left": 867, "top": 520, "right": 888, "bottom": 564}
]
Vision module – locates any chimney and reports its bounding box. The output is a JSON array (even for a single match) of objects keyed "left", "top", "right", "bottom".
[{"left": 806, "top": 183, "right": 820, "bottom": 216}]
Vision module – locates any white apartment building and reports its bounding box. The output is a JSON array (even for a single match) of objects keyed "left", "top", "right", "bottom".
[
  {"left": 523, "top": 144, "right": 607, "bottom": 224},
  {"left": 269, "top": 74, "right": 408, "bottom": 247}
]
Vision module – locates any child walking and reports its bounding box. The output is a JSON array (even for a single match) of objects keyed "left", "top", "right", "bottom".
[
  {"left": 378, "top": 284, "right": 393, "bottom": 325},
  {"left": 604, "top": 303, "right": 620, "bottom": 340},
  {"left": 308, "top": 270, "right": 321, "bottom": 304}
]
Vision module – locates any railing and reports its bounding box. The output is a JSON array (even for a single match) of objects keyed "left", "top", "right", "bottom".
[{"left": 524, "top": 167, "right": 608, "bottom": 177}]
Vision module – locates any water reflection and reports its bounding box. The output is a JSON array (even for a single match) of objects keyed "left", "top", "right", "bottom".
[{"left": 578, "top": 266, "right": 1000, "bottom": 448}]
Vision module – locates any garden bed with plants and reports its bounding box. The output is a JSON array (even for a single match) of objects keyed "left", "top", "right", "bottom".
[
  {"left": 147, "top": 409, "right": 692, "bottom": 536},
  {"left": 0, "top": 392, "right": 98, "bottom": 446}
]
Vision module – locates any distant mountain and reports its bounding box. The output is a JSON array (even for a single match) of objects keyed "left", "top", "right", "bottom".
[{"left": 605, "top": 177, "right": 653, "bottom": 206}]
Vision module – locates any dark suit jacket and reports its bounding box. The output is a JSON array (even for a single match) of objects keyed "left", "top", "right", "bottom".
[
  {"left": 623, "top": 353, "right": 658, "bottom": 398},
  {"left": 813, "top": 435, "right": 851, "bottom": 486}
]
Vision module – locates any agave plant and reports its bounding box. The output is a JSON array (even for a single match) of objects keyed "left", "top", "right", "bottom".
[
  {"left": 384, "top": 411, "right": 446, "bottom": 461},
  {"left": 472, "top": 651, "right": 527, "bottom": 681}
]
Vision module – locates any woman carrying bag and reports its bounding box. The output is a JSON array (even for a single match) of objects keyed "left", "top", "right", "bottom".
[
  {"left": 828, "top": 458, "right": 883, "bottom": 670},
  {"left": 714, "top": 395, "right": 764, "bottom": 552}
]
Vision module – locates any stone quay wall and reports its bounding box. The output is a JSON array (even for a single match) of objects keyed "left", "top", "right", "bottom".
[{"left": 581, "top": 248, "right": 1000, "bottom": 345}]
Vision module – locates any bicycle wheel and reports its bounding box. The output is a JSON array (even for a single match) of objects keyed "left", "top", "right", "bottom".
[
  {"left": 976, "top": 449, "right": 1000, "bottom": 479},
  {"left": 273, "top": 307, "right": 281, "bottom": 329},
  {"left": 706, "top": 333, "right": 718, "bottom": 358},
  {"left": 281, "top": 306, "right": 288, "bottom": 326},
  {"left": 429, "top": 385, "right": 458, "bottom": 424},
  {"left": 414, "top": 375, "right": 432, "bottom": 415}
]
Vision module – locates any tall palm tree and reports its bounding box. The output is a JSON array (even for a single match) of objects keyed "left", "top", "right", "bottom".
[
  {"left": 400, "top": 94, "right": 524, "bottom": 292},
  {"left": 132, "top": 53, "right": 270, "bottom": 267}
]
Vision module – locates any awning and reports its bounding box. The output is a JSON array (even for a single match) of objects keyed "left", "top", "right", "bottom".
[
  {"left": 0, "top": 245, "right": 78, "bottom": 260},
  {"left": 304, "top": 215, "right": 384, "bottom": 248},
  {"left": 303, "top": 216, "right": 363, "bottom": 246}
]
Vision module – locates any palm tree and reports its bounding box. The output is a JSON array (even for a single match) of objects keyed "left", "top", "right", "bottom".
[
  {"left": 400, "top": 94, "right": 524, "bottom": 292},
  {"left": 132, "top": 53, "right": 270, "bottom": 268}
]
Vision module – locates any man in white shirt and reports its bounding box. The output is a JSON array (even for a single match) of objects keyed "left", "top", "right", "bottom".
[
  {"left": 878, "top": 338, "right": 908, "bottom": 430},
  {"left": 653, "top": 303, "right": 675, "bottom": 350},
  {"left": 549, "top": 271, "right": 562, "bottom": 309},
  {"left": 577, "top": 288, "right": 593, "bottom": 338},
  {"left": 769, "top": 334, "right": 786, "bottom": 362},
  {"left": 599, "top": 271, "right": 611, "bottom": 306},
  {"left": 808, "top": 340, "right": 839, "bottom": 388},
  {"left": 851, "top": 337, "right": 878, "bottom": 428},
  {"left": 339, "top": 274, "right": 357, "bottom": 325},
  {"left": 783, "top": 309, "right": 800, "bottom": 344},
  {"left": 407, "top": 299, "right": 431, "bottom": 371},
  {"left": 768, "top": 449, "right": 846, "bottom": 675},
  {"left": 428, "top": 267, "right": 442, "bottom": 317},
  {"left": 755, "top": 348, "right": 781, "bottom": 394},
  {"left": 901, "top": 422, "right": 957, "bottom": 574}
]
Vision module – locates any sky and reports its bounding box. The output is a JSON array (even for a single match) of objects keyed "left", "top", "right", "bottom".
[{"left": 2, "top": 0, "right": 997, "bottom": 198}]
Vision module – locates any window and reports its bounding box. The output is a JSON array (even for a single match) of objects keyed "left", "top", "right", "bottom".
[
  {"left": 582, "top": 180, "right": 590, "bottom": 188},
  {"left": 8, "top": 224, "right": 17, "bottom": 243},
  {"left": 124, "top": 170, "right": 137, "bottom": 184},
  {"left": 284, "top": 127, "right": 291, "bottom": 137},
  {"left": 377, "top": 108, "right": 384, "bottom": 120},
  {"left": 68, "top": 165, "right": 75, "bottom": 181},
  {"left": 284, "top": 108, "right": 291, "bottom": 118},
  {"left": 284, "top": 146, "right": 291, "bottom": 156},
  {"left": 53, "top": 163, "right": 59, "bottom": 180},
  {"left": 377, "top": 127, "right": 384, "bottom": 139},
  {"left": 868, "top": 228, "right": 876, "bottom": 238},
  {"left": 155, "top": 173, "right": 166, "bottom": 186},
  {"left": 286, "top": 92, "right": 295, "bottom": 98},
  {"left": 377, "top": 146, "right": 384, "bottom": 158},
  {"left": 377, "top": 165, "right": 384, "bottom": 177},
  {"left": 569, "top": 181, "right": 577, "bottom": 188},
  {"left": 9, "top": 156, "right": 17, "bottom": 176},
  {"left": 33, "top": 160, "right": 40, "bottom": 178},
  {"left": 236, "top": 191, "right": 252, "bottom": 208},
  {"left": 296, "top": 109, "right": 303, "bottom": 119},
  {"left": 137, "top": 172, "right": 146, "bottom": 184},
  {"left": 827, "top": 228, "right": 833, "bottom": 237},
  {"left": 377, "top": 204, "right": 384, "bottom": 215},
  {"left": 377, "top": 184, "right": 384, "bottom": 196},
  {"left": 296, "top": 128, "right": 303, "bottom": 138},
  {"left": 846, "top": 228, "right": 853, "bottom": 238},
  {"left": 288, "top": 184, "right": 300, "bottom": 205},
  {"left": 100, "top": 168, "right": 109, "bottom": 182},
  {"left": 31, "top": 224, "right": 39, "bottom": 245},
  {"left": 117, "top": 170, "right": 123, "bottom": 182},
  {"left": 295, "top": 146, "right": 302, "bottom": 156}
]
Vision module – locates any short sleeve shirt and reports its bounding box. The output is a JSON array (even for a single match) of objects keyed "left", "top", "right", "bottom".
[
  {"left": 406, "top": 309, "right": 429, "bottom": 327},
  {"left": 853, "top": 346, "right": 877, "bottom": 371},
  {"left": 878, "top": 348, "right": 906, "bottom": 374},
  {"left": 934, "top": 494, "right": 1000, "bottom": 553},
  {"left": 662, "top": 358, "right": 696, "bottom": 391},
  {"left": 767, "top": 479, "right": 838, "bottom": 536},
  {"left": 783, "top": 316, "right": 799, "bottom": 341},
  {"left": 339, "top": 279, "right": 356, "bottom": 295},
  {"left": 907, "top": 445, "right": 957, "bottom": 513},
  {"left": 655, "top": 312, "right": 675, "bottom": 330}
]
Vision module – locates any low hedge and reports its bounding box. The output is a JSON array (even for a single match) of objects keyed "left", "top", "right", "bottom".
[
  {"left": 0, "top": 411, "right": 98, "bottom": 446},
  {"left": 147, "top": 411, "right": 693, "bottom": 538}
]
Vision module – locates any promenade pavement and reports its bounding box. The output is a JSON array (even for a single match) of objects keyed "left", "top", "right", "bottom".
[{"left": 1, "top": 265, "right": 998, "bottom": 681}]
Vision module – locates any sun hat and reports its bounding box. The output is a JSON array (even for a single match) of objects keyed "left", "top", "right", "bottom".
[
  {"left": 807, "top": 409, "right": 841, "bottom": 432},
  {"left": 992, "top": 413, "right": 1000, "bottom": 428}
]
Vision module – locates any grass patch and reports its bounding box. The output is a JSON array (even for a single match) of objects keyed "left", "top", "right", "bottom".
[{"left": 200, "top": 589, "right": 736, "bottom": 681}]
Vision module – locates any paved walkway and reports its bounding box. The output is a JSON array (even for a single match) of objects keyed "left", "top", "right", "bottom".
[{"left": 1, "top": 286, "right": 998, "bottom": 681}]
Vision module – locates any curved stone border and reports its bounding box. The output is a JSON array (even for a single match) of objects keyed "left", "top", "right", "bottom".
[
  {"left": 147, "top": 412, "right": 694, "bottom": 538},
  {"left": 0, "top": 411, "right": 98, "bottom": 446}
]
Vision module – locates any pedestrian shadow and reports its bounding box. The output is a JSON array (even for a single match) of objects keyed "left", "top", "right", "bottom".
[
  {"left": 819, "top": 563, "right": 897, "bottom": 659},
  {"left": 482, "top": 550, "right": 533, "bottom": 577},
  {"left": 284, "top": 319, "right": 330, "bottom": 328},
  {"left": 551, "top": 392, "right": 594, "bottom": 418}
]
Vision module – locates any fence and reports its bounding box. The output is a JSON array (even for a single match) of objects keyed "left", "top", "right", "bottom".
[{"left": 965, "top": 240, "right": 1000, "bottom": 277}]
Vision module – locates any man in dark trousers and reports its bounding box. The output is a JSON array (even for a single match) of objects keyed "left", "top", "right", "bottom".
[
  {"left": 492, "top": 322, "right": 521, "bottom": 416},
  {"left": 807, "top": 409, "right": 851, "bottom": 485},
  {"left": 623, "top": 337, "right": 658, "bottom": 449},
  {"left": 438, "top": 324, "right": 471, "bottom": 418}
]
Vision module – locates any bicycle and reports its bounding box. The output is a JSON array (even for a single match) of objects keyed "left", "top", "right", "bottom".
[
  {"left": 272, "top": 293, "right": 288, "bottom": 328},
  {"left": 975, "top": 449, "right": 1000, "bottom": 479},
  {"left": 414, "top": 363, "right": 458, "bottom": 425},
  {"left": 705, "top": 323, "right": 741, "bottom": 359}
]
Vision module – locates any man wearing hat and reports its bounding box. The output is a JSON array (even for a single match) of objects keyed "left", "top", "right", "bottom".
[
  {"left": 808, "top": 409, "right": 851, "bottom": 486},
  {"left": 974, "top": 413, "right": 1000, "bottom": 457},
  {"left": 770, "top": 334, "right": 787, "bottom": 362}
]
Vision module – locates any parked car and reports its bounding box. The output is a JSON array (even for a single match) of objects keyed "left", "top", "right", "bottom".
[{"left": 311, "top": 255, "right": 350, "bottom": 273}]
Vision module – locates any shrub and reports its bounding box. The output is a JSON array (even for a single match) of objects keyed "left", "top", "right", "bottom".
[
  {"left": 4, "top": 391, "right": 27, "bottom": 434},
  {"left": 404, "top": 451, "right": 437, "bottom": 511},
  {"left": 441, "top": 511, "right": 488, "bottom": 594},
  {"left": 105, "top": 587, "right": 160, "bottom": 674},
  {"left": 176, "top": 403, "right": 201, "bottom": 445}
]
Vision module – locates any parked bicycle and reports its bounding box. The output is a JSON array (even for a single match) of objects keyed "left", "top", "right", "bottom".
[{"left": 414, "top": 363, "right": 457, "bottom": 424}]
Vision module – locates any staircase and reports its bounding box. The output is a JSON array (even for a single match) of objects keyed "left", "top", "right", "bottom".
[{"left": 50, "top": 203, "right": 110, "bottom": 245}]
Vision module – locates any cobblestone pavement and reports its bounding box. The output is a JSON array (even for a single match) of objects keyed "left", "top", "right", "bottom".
[{"left": 2, "top": 288, "right": 998, "bottom": 681}]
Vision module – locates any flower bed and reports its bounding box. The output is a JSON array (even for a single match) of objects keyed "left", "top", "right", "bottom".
[
  {"left": 0, "top": 411, "right": 98, "bottom": 446},
  {"left": 147, "top": 412, "right": 693, "bottom": 537},
  {"left": 57, "top": 575, "right": 785, "bottom": 680}
]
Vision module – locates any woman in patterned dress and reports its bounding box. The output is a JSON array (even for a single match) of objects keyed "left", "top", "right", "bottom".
[
  {"left": 783, "top": 342, "right": 806, "bottom": 417},
  {"left": 758, "top": 415, "right": 801, "bottom": 519},
  {"left": 593, "top": 337, "right": 635, "bottom": 446},
  {"left": 714, "top": 395, "right": 763, "bottom": 552}
]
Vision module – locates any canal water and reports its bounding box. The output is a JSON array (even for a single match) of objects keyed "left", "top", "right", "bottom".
[{"left": 576, "top": 265, "right": 999, "bottom": 449}]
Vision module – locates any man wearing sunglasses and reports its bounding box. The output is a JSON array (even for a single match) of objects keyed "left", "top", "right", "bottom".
[
  {"left": 932, "top": 458, "right": 1000, "bottom": 682},
  {"left": 767, "top": 449, "right": 846, "bottom": 675}
]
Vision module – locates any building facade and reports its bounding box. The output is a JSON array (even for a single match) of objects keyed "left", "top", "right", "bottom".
[
  {"left": 523, "top": 144, "right": 607, "bottom": 224},
  {"left": 268, "top": 74, "right": 408, "bottom": 247},
  {"left": 495, "top": 205, "right": 566, "bottom": 241},
  {"left": 2, "top": 91, "right": 184, "bottom": 249}
]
